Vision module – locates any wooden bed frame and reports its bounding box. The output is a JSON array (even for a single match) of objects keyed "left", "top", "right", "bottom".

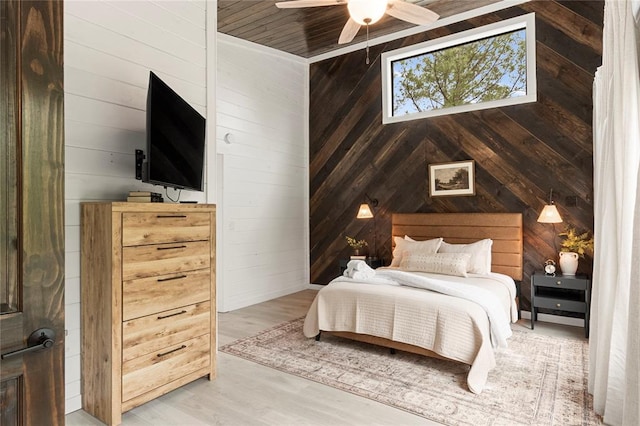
[{"left": 325, "top": 212, "right": 523, "bottom": 360}]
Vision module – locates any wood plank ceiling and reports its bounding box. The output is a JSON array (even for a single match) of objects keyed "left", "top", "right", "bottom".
[{"left": 218, "top": 0, "right": 505, "bottom": 58}]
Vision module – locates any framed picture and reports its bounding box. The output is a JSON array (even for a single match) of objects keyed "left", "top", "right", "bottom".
[{"left": 429, "top": 160, "right": 476, "bottom": 197}]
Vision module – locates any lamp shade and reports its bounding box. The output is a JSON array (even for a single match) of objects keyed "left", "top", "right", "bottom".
[
  {"left": 537, "top": 204, "right": 563, "bottom": 223},
  {"left": 356, "top": 203, "right": 374, "bottom": 219},
  {"left": 347, "top": 0, "right": 387, "bottom": 25}
]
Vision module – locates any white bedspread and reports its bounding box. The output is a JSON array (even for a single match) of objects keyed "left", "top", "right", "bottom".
[
  {"left": 303, "top": 269, "right": 517, "bottom": 394},
  {"left": 376, "top": 269, "right": 512, "bottom": 348}
]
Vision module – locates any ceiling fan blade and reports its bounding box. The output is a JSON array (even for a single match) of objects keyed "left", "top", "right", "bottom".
[
  {"left": 386, "top": 0, "right": 439, "bottom": 26},
  {"left": 338, "top": 18, "right": 361, "bottom": 44},
  {"left": 275, "top": 0, "right": 344, "bottom": 9}
]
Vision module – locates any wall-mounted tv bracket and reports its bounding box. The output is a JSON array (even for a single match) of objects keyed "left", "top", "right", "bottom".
[{"left": 135, "top": 149, "right": 145, "bottom": 180}]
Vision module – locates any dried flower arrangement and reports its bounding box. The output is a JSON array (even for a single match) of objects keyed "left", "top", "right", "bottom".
[
  {"left": 559, "top": 227, "right": 594, "bottom": 258},
  {"left": 345, "top": 236, "right": 368, "bottom": 250}
]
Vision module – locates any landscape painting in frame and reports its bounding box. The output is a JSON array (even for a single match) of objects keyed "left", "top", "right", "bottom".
[{"left": 429, "top": 160, "right": 475, "bottom": 197}]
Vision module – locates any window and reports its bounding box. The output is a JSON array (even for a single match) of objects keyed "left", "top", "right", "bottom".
[{"left": 382, "top": 13, "right": 536, "bottom": 124}]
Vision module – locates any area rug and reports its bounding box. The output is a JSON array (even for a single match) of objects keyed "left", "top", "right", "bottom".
[{"left": 220, "top": 318, "right": 602, "bottom": 425}]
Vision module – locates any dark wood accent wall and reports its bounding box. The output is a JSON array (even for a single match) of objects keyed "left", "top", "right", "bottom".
[{"left": 309, "top": 0, "right": 603, "bottom": 310}]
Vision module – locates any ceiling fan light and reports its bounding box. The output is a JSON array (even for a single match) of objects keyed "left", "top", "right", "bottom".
[{"left": 347, "top": 0, "right": 387, "bottom": 26}]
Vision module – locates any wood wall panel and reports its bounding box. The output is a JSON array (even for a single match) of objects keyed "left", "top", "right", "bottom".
[
  {"left": 309, "top": 1, "right": 603, "bottom": 311},
  {"left": 217, "top": 37, "right": 308, "bottom": 312}
]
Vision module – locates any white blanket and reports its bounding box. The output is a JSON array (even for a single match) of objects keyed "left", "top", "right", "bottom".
[
  {"left": 333, "top": 263, "right": 513, "bottom": 348},
  {"left": 304, "top": 268, "right": 517, "bottom": 393},
  {"left": 375, "top": 269, "right": 512, "bottom": 348}
]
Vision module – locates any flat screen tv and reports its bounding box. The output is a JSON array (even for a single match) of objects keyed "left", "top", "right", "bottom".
[{"left": 144, "top": 71, "right": 206, "bottom": 192}]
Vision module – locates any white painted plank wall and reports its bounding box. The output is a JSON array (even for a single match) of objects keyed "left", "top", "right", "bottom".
[
  {"left": 63, "top": 0, "right": 208, "bottom": 413},
  {"left": 216, "top": 36, "right": 309, "bottom": 312}
]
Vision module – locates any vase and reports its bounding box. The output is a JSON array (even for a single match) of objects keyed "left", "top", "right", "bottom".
[{"left": 559, "top": 251, "right": 579, "bottom": 276}]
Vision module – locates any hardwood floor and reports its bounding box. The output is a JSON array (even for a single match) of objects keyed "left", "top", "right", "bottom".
[{"left": 67, "top": 289, "right": 585, "bottom": 426}]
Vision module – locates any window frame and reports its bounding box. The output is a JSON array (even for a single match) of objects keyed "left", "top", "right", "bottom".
[{"left": 381, "top": 13, "right": 537, "bottom": 124}]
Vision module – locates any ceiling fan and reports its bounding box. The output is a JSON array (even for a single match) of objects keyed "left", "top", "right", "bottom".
[{"left": 275, "top": 0, "right": 440, "bottom": 45}]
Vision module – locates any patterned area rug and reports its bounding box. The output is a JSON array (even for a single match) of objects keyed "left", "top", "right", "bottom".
[{"left": 220, "top": 318, "right": 602, "bottom": 425}]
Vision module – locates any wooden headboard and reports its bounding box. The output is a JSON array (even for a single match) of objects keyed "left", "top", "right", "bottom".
[{"left": 392, "top": 213, "right": 523, "bottom": 281}]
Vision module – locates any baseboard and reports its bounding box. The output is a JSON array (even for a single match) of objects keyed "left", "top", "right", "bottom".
[
  {"left": 307, "top": 283, "right": 325, "bottom": 290},
  {"left": 520, "top": 310, "right": 585, "bottom": 328}
]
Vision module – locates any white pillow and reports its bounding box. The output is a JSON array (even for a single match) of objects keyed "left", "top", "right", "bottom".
[
  {"left": 438, "top": 239, "right": 493, "bottom": 274},
  {"left": 399, "top": 252, "right": 471, "bottom": 277},
  {"left": 390, "top": 236, "right": 443, "bottom": 267}
]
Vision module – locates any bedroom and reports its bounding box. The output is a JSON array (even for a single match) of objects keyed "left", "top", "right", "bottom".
[{"left": 1, "top": 0, "right": 638, "bottom": 425}]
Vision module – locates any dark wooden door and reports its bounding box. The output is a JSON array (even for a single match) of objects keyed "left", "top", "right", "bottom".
[{"left": 0, "top": 1, "right": 65, "bottom": 424}]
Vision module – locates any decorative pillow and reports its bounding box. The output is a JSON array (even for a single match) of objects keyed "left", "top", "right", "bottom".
[
  {"left": 390, "top": 236, "right": 443, "bottom": 267},
  {"left": 438, "top": 239, "right": 493, "bottom": 274},
  {"left": 399, "top": 252, "right": 471, "bottom": 277}
]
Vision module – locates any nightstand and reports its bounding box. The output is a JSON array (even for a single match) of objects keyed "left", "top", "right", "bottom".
[
  {"left": 530, "top": 272, "right": 591, "bottom": 338},
  {"left": 339, "top": 258, "right": 383, "bottom": 275}
]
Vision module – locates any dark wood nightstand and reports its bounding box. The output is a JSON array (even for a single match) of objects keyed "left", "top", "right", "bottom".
[
  {"left": 339, "top": 258, "right": 383, "bottom": 275},
  {"left": 530, "top": 272, "right": 591, "bottom": 338}
]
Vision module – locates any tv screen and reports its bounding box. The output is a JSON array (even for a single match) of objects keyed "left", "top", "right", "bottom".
[{"left": 145, "top": 71, "right": 206, "bottom": 192}]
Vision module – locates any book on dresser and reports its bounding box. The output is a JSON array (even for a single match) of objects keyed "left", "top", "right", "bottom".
[
  {"left": 80, "top": 202, "right": 216, "bottom": 426},
  {"left": 126, "top": 196, "right": 164, "bottom": 202},
  {"left": 127, "top": 191, "right": 163, "bottom": 203},
  {"left": 128, "top": 191, "right": 161, "bottom": 197}
]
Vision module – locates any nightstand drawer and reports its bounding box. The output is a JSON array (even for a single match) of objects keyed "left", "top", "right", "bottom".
[
  {"left": 534, "top": 296, "right": 586, "bottom": 313},
  {"left": 532, "top": 275, "right": 588, "bottom": 290}
]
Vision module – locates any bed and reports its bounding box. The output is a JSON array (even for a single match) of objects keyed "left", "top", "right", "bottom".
[{"left": 303, "top": 213, "right": 523, "bottom": 394}]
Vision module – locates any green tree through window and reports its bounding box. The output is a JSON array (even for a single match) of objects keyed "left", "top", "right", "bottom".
[{"left": 392, "top": 29, "right": 526, "bottom": 116}]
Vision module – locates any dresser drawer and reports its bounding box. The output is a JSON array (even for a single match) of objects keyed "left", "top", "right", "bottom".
[
  {"left": 122, "top": 302, "right": 211, "bottom": 362},
  {"left": 533, "top": 296, "right": 586, "bottom": 313},
  {"left": 122, "top": 334, "right": 210, "bottom": 403},
  {"left": 122, "top": 212, "right": 210, "bottom": 247},
  {"left": 122, "top": 269, "right": 210, "bottom": 321},
  {"left": 122, "top": 241, "right": 210, "bottom": 281}
]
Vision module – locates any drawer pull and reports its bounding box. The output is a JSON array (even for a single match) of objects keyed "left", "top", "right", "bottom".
[
  {"left": 157, "top": 275, "right": 187, "bottom": 282},
  {"left": 157, "top": 215, "right": 187, "bottom": 218},
  {"left": 156, "top": 245, "right": 187, "bottom": 251},
  {"left": 157, "top": 345, "right": 187, "bottom": 358},
  {"left": 556, "top": 303, "right": 562, "bottom": 308},
  {"left": 556, "top": 281, "right": 562, "bottom": 285},
  {"left": 157, "top": 310, "right": 187, "bottom": 320}
]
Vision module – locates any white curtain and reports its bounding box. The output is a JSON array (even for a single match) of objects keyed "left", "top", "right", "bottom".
[{"left": 590, "top": 1, "right": 640, "bottom": 425}]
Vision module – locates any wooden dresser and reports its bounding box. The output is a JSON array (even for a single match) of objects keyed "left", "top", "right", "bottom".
[{"left": 80, "top": 202, "right": 216, "bottom": 425}]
